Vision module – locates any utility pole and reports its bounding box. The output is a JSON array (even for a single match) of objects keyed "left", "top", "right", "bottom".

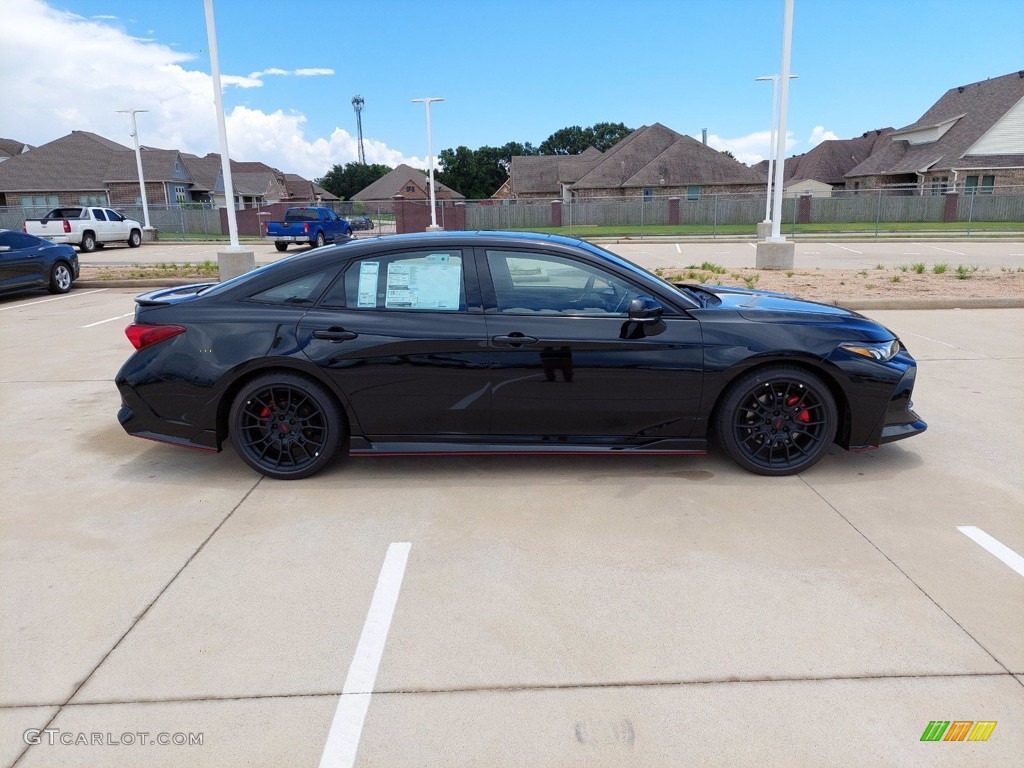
[
  {"left": 412, "top": 97, "right": 444, "bottom": 231},
  {"left": 116, "top": 108, "right": 152, "bottom": 234},
  {"left": 352, "top": 96, "right": 366, "bottom": 164}
]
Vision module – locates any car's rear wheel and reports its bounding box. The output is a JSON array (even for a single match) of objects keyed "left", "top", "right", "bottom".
[
  {"left": 275, "top": 242, "right": 288, "bottom": 252},
  {"left": 128, "top": 229, "right": 142, "bottom": 248},
  {"left": 229, "top": 373, "right": 343, "bottom": 480},
  {"left": 716, "top": 365, "right": 837, "bottom": 476},
  {"left": 315, "top": 231, "right": 326, "bottom": 248},
  {"left": 48, "top": 262, "right": 73, "bottom": 294},
  {"left": 80, "top": 232, "right": 96, "bottom": 253}
]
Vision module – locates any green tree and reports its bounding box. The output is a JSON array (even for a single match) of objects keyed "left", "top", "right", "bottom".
[
  {"left": 539, "top": 122, "right": 633, "bottom": 154},
  {"left": 720, "top": 149, "right": 737, "bottom": 160},
  {"left": 436, "top": 141, "right": 538, "bottom": 199},
  {"left": 315, "top": 162, "right": 391, "bottom": 201}
]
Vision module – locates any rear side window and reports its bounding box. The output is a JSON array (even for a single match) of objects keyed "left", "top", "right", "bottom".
[
  {"left": 92, "top": 209, "right": 107, "bottom": 221},
  {"left": 321, "top": 250, "right": 464, "bottom": 311},
  {"left": 44, "top": 208, "right": 82, "bottom": 219},
  {"left": 248, "top": 268, "right": 336, "bottom": 306},
  {"left": 0, "top": 231, "right": 40, "bottom": 250}
]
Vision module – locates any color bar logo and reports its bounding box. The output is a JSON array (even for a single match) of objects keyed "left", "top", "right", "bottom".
[{"left": 920, "top": 721, "right": 996, "bottom": 742}]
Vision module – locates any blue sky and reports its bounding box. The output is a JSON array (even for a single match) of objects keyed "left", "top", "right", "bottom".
[{"left": 3, "top": 0, "right": 1023, "bottom": 181}]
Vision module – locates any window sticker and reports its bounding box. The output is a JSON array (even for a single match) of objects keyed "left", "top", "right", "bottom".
[
  {"left": 385, "top": 260, "right": 461, "bottom": 310},
  {"left": 357, "top": 261, "right": 379, "bottom": 308}
]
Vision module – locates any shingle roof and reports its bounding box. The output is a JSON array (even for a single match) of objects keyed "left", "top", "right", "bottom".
[
  {"left": 754, "top": 129, "right": 894, "bottom": 185},
  {"left": 284, "top": 174, "right": 339, "bottom": 201},
  {"left": 847, "top": 71, "right": 1024, "bottom": 178},
  {"left": 103, "top": 149, "right": 188, "bottom": 182},
  {"left": 572, "top": 124, "right": 682, "bottom": 189},
  {"left": 510, "top": 147, "right": 604, "bottom": 195},
  {"left": 352, "top": 164, "right": 465, "bottom": 201},
  {"left": 180, "top": 153, "right": 221, "bottom": 192},
  {"left": 0, "top": 139, "right": 32, "bottom": 159},
  {"left": 0, "top": 131, "right": 130, "bottom": 192},
  {"left": 622, "top": 134, "right": 767, "bottom": 187}
]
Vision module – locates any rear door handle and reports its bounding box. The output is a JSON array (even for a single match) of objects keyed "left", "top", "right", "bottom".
[
  {"left": 491, "top": 333, "right": 539, "bottom": 347},
  {"left": 312, "top": 328, "right": 358, "bottom": 342}
]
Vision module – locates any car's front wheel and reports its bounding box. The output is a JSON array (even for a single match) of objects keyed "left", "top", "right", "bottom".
[
  {"left": 48, "top": 261, "right": 73, "bottom": 294},
  {"left": 229, "top": 373, "right": 344, "bottom": 479},
  {"left": 716, "top": 365, "right": 837, "bottom": 476},
  {"left": 128, "top": 229, "right": 142, "bottom": 248}
]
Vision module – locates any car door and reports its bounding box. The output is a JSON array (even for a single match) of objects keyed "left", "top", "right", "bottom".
[
  {"left": 0, "top": 232, "right": 48, "bottom": 290},
  {"left": 105, "top": 209, "right": 127, "bottom": 240},
  {"left": 296, "top": 247, "right": 491, "bottom": 437},
  {"left": 479, "top": 247, "right": 704, "bottom": 440},
  {"left": 90, "top": 208, "right": 111, "bottom": 243}
]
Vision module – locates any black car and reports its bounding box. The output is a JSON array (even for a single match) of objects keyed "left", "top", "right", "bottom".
[
  {"left": 346, "top": 216, "right": 375, "bottom": 231},
  {"left": 0, "top": 229, "right": 80, "bottom": 296},
  {"left": 115, "top": 232, "right": 925, "bottom": 479}
]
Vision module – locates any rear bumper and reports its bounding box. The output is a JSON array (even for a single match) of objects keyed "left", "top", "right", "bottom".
[
  {"left": 117, "top": 384, "right": 219, "bottom": 452},
  {"left": 272, "top": 236, "right": 308, "bottom": 243}
]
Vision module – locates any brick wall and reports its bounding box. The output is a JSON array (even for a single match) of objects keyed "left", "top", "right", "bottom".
[
  {"left": 107, "top": 181, "right": 167, "bottom": 206},
  {"left": 393, "top": 200, "right": 466, "bottom": 233}
]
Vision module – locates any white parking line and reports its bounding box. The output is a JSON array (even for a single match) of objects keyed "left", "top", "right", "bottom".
[
  {"left": 748, "top": 243, "right": 757, "bottom": 249},
  {"left": 81, "top": 312, "right": 134, "bottom": 329},
  {"left": 0, "top": 288, "right": 106, "bottom": 311},
  {"left": 675, "top": 243, "right": 681, "bottom": 254},
  {"left": 917, "top": 243, "right": 967, "bottom": 256},
  {"left": 319, "top": 542, "right": 411, "bottom": 768},
  {"left": 827, "top": 243, "right": 862, "bottom": 254},
  {"left": 957, "top": 526, "right": 1024, "bottom": 577}
]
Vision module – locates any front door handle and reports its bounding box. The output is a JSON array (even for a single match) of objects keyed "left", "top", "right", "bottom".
[
  {"left": 312, "top": 328, "right": 358, "bottom": 342},
  {"left": 491, "top": 333, "right": 539, "bottom": 347}
]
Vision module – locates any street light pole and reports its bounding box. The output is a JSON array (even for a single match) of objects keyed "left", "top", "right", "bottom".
[
  {"left": 412, "top": 97, "right": 444, "bottom": 231},
  {"left": 203, "top": 0, "right": 240, "bottom": 249},
  {"left": 769, "top": 0, "right": 795, "bottom": 243},
  {"left": 116, "top": 108, "right": 152, "bottom": 231},
  {"left": 755, "top": 74, "right": 798, "bottom": 224}
]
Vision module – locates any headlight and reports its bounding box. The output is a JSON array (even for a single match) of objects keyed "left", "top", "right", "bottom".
[{"left": 839, "top": 339, "right": 900, "bottom": 362}]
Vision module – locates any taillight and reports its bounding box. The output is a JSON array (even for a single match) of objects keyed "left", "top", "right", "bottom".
[
  {"left": 63, "top": 220, "right": 71, "bottom": 233},
  {"left": 304, "top": 222, "right": 309, "bottom": 233},
  {"left": 125, "top": 323, "right": 186, "bottom": 351}
]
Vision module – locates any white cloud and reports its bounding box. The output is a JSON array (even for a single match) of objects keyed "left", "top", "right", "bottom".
[
  {"left": 0, "top": 1, "right": 418, "bottom": 180},
  {"left": 294, "top": 68, "right": 334, "bottom": 77},
  {"left": 706, "top": 130, "right": 797, "bottom": 165},
  {"left": 808, "top": 126, "right": 839, "bottom": 146}
]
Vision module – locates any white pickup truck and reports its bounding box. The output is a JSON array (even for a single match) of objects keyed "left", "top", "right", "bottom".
[{"left": 23, "top": 206, "right": 143, "bottom": 253}]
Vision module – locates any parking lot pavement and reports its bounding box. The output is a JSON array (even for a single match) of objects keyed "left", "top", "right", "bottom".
[
  {"left": 1, "top": 290, "right": 1021, "bottom": 767},
  {"left": 615, "top": 239, "right": 1024, "bottom": 273}
]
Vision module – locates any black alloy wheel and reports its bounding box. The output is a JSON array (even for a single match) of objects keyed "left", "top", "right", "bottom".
[
  {"left": 48, "top": 262, "right": 73, "bottom": 294},
  {"left": 717, "top": 366, "right": 837, "bottom": 476},
  {"left": 229, "top": 373, "right": 343, "bottom": 479}
]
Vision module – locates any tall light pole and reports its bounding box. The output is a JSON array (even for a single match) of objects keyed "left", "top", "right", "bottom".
[
  {"left": 412, "top": 97, "right": 444, "bottom": 231},
  {"left": 116, "top": 109, "right": 152, "bottom": 232},
  {"left": 755, "top": 74, "right": 798, "bottom": 224},
  {"left": 203, "top": 0, "right": 254, "bottom": 280},
  {"left": 769, "top": 0, "right": 795, "bottom": 243},
  {"left": 203, "top": 0, "right": 240, "bottom": 248}
]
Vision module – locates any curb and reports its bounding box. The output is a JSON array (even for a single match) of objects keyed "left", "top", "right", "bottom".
[{"left": 74, "top": 280, "right": 1024, "bottom": 310}]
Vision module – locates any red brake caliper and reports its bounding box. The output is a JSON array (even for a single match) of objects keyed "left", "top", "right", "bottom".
[{"left": 787, "top": 396, "right": 811, "bottom": 423}]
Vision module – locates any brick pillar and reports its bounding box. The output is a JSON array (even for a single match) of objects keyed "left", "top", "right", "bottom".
[
  {"left": 551, "top": 200, "right": 562, "bottom": 228},
  {"left": 798, "top": 193, "right": 812, "bottom": 224},
  {"left": 943, "top": 191, "right": 959, "bottom": 223},
  {"left": 668, "top": 197, "right": 680, "bottom": 225},
  {"left": 452, "top": 201, "right": 466, "bottom": 231},
  {"left": 392, "top": 195, "right": 407, "bottom": 234}
]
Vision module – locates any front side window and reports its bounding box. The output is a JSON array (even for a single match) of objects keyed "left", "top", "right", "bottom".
[
  {"left": 92, "top": 208, "right": 107, "bottom": 221},
  {"left": 321, "top": 250, "right": 465, "bottom": 312},
  {"left": 485, "top": 250, "right": 640, "bottom": 316}
]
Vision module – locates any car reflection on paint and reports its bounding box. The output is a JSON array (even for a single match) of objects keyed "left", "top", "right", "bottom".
[{"left": 115, "top": 231, "right": 926, "bottom": 480}]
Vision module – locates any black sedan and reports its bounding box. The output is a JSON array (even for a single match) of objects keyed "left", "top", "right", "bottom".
[
  {"left": 115, "top": 232, "right": 926, "bottom": 479},
  {"left": 346, "top": 216, "right": 375, "bottom": 231},
  {"left": 0, "top": 229, "right": 79, "bottom": 296}
]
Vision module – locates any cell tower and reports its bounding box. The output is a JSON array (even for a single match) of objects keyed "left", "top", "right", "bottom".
[{"left": 352, "top": 95, "right": 366, "bottom": 164}]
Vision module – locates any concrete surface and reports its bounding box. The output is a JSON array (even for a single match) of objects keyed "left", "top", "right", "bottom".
[
  {"left": 0, "top": 288, "right": 1021, "bottom": 767},
  {"left": 755, "top": 239, "right": 796, "bottom": 269}
]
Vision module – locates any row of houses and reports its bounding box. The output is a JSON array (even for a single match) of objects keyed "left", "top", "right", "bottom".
[
  {"left": 2, "top": 70, "right": 1022, "bottom": 213},
  {"left": 495, "top": 70, "right": 1024, "bottom": 201},
  {"left": 0, "top": 131, "right": 337, "bottom": 212}
]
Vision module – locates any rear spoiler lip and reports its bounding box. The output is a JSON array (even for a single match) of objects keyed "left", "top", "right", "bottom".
[{"left": 134, "top": 282, "right": 217, "bottom": 306}]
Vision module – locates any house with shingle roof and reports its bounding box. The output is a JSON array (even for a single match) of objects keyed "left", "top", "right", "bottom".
[
  {"left": 845, "top": 70, "right": 1024, "bottom": 194},
  {"left": 753, "top": 129, "right": 893, "bottom": 196},
  {"left": 497, "top": 124, "right": 766, "bottom": 201},
  {"left": 352, "top": 163, "right": 464, "bottom": 206},
  {"left": 0, "top": 130, "right": 336, "bottom": 211}
]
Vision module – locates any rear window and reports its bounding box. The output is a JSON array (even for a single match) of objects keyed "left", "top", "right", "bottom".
[
  {"left": 44, "top": 208, "right": 82, "bottom": 219},
  {"left": 284, "top": 209, "right": 322, "bottom": 222},
  {"left": 247, "top": 268, "right": 337, "bottom": 306}
]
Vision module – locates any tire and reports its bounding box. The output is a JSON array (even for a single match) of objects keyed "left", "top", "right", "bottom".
[
  {"left": 80, "top": 232, "right": 96, "bottom": 253},
  {"left": 128, "top": 229, "right": 142, "bottom": 248},
  {"left": 715, "top": 365, "right": 837, "bottom": 476},
  {"left": 229, "top": 373, "right": 344, "bottom": 480},
  {"left": 275, "top": 242, "right": 288, "bottom": 252},
  {"left": 48, "top": 261, "right": 73, "bottom": 294},
  {"left": 314, "top": 231, "right": 326, "bottom": 248}
]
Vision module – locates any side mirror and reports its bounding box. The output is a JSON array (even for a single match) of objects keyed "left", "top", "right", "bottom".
[{"left": 627, "top": 296, "right": 663, "bottom": 322}]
